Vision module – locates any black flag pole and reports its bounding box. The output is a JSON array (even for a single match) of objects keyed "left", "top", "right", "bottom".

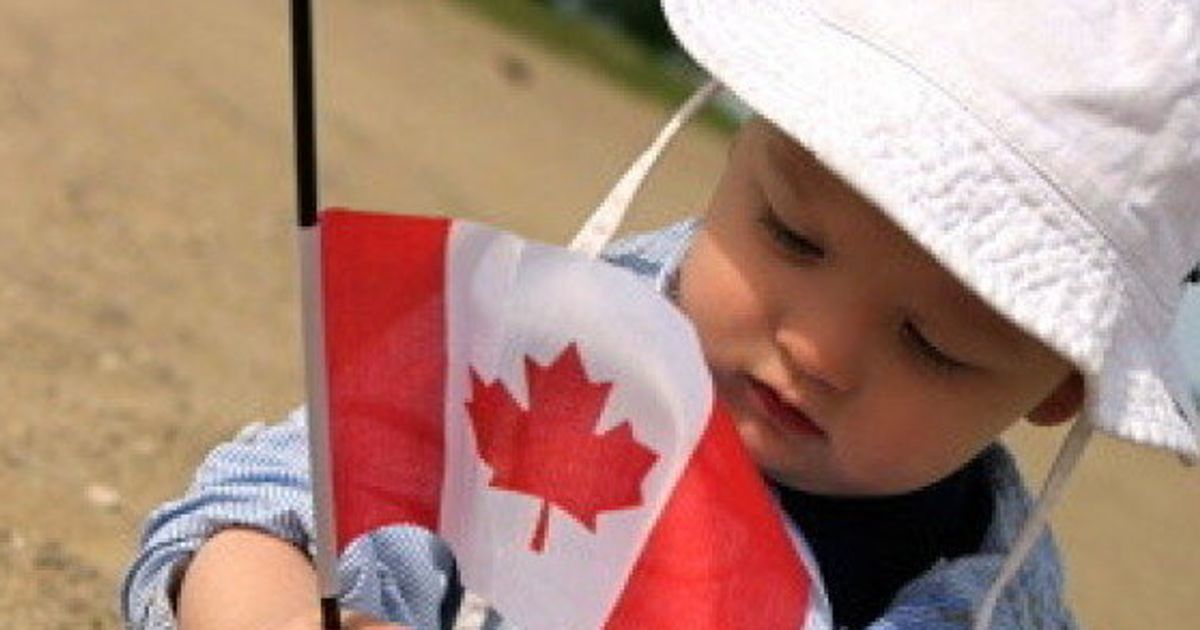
[
  {"left": 292, "top": 0, "right": 319, "bottom": 229},
  {"left": 290, "top": 0, "right": 341, "bottom": 628}
]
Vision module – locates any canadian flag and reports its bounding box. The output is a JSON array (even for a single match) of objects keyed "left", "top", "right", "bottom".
[{"left": 319, "top": 209, "right": 829, "bottom": 629}]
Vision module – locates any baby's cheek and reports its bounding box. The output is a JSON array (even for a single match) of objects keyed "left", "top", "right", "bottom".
[
  {"left": 684, "top": 291, "right": 750, "bottom": 373},
  {"left": 844, "top": 418, "right": 975, "bottom": 493},
  {"left": 682, "top": 262, "right": 763, "bottom": 335}
]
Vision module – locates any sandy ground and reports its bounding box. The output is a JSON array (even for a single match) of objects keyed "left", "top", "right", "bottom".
[{"left": 1, "top": 1, "right": 1196, "bottom": 627}]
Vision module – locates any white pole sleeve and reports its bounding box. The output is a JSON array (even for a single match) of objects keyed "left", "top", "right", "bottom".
[{"left": 300, "top": 225, "right": 339, "bottom": 601}]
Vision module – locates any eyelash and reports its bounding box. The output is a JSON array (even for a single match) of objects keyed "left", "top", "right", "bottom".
[
  {"left": 901, "top": 321, "right": 968, "bottom": 373},
  {"left": 758, "top": 208, "right": 824, "bottom": 260},
  {"left": 758, "top": 207, "right": 968, "bottom": 375}
]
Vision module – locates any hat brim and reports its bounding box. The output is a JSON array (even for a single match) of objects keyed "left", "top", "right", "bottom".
[{"left": 663, "top": 0, "right": 1199, "bottom": 458}]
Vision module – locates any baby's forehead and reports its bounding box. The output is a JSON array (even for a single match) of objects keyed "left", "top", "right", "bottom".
[
  {"left": 735, "top": 117, "right": 872, "bottom": 208},
  {"left": 735, "top": 118, "right": 831, "bottom": 177},
  {"left": 732, "top": 116, "right": 788, "bottom": 157}
]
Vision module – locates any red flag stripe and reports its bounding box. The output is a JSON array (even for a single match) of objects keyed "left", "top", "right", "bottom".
[
  {"left": 605, "top": 401, "right": 811, "bottom": 629},
  {"left": 322, "top": 209, "right": 450, "bottom": 551},
  {"left": 321, "top": 211, "right": 819, "bottom": 627}
]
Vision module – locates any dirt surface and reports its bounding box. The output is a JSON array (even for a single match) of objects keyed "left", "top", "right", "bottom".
[{"left": 1, "top": 1, "right": 1196, "bottom": 627}]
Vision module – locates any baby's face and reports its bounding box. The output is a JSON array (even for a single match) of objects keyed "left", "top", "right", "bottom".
[{"left": 678, "top": 118, "right": 1076, "bottom": 496}]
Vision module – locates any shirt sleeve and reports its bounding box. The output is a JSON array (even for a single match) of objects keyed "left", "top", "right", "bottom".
[
  {"left": 599, "top": 218, "right": 698, "bottom": 293},
  {"left": 120, "top": 407, "right": 459, "bottom": 629},
  {"left": 867, "top": 552, "right": 1075, "bottom": 630}
]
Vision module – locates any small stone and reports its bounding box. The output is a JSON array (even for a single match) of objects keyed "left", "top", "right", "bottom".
[
  {"left": 91, "top": 303, "right": 132, "bottom": 329},
  {"left": 497, "top": 53, "right": 533, "bottom": 86},
  {"left": 34, "top": 541, "right": 68, "bottom": 570},
  {"left": 84, "top": 483, "right": 121, "bottom": 511}
]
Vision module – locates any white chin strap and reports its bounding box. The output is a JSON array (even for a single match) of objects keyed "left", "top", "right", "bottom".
[
  {"left": 569, "top": 80, "right": 721, "bottom": 256},
  {"left": 974, "top": 419, "right": 1094, "bottom": 629}
]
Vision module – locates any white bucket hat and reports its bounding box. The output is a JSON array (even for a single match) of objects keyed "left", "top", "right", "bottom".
[
  {"left": 656, "top": 0, "right": 1200, "bottom": 460},
  {"left": 570, "top": 1, "right": 1199, "bottom": 627}
]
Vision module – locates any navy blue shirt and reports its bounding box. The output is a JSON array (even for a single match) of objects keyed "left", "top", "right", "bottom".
[{"left": 773, "top": 454, "right": 993, "bottom": 629}]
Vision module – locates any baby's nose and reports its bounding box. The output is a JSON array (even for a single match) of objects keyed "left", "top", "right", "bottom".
[{"left": 773, "top": 315, "right": 863, "bottom": 396}]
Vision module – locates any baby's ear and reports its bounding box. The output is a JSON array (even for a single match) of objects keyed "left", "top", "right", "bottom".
[{"left": 1027, "top": 371, "right": 1085, "bottom": 427}]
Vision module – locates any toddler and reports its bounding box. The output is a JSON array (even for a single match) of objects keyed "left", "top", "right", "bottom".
[{"left": 123, "top": 1, "right": 1200, "bottom": 628}]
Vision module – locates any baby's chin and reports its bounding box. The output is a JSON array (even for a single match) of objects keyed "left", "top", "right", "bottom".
[
  {"left": 761, "top": 466, "right": 903, "bottom": 497},
  {"left": 725, "top": 394, "right": 964, "bottom": 497},
  {"left": 762, "top": 460, "right": 961, "bottom": 498},
  {"left": 742, "top": 435, "right": 936, "bottom": 497},
  {"left": 756, "top": 461, "right": 859, "bottom": 496},
  {"left": 730, "top": 418, "right": 836, "bottom": 494}
]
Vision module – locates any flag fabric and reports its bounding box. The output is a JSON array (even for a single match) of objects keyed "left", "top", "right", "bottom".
[{"left": 319, "top": 208, "right": 829, "bottom": 630}]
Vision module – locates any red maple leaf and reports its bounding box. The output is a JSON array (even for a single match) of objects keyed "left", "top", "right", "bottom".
[{"left": 466, "top": 342, "right": 659, "bottom": 553}]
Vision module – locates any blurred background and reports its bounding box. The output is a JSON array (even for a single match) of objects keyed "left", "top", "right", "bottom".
[{"left": 0, "top": 1, "right": 1195, "bottom": 627}]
